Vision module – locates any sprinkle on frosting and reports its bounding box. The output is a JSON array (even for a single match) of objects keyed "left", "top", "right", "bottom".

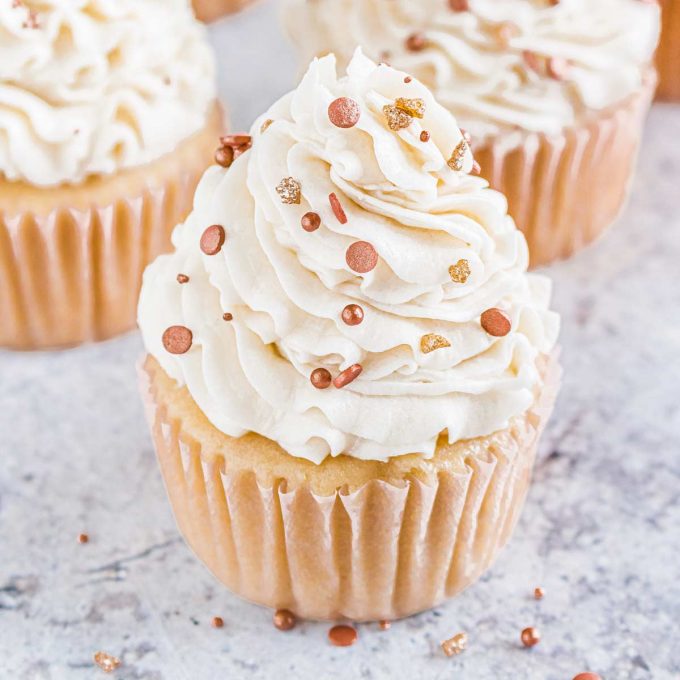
[
  {"left": 405, "top": 32, "right": 427, "bottom": 52},
  {"left": 447, "top": 140, "right": 468, "bottom": 171},
  {"left": 333, "top": 364, "right": 363, "bottom": 389},
  {"left": 341, "top": 304, "right": 364, "bottom": 326},
  {"left": 276, "top": 177, "right": 302, "bottom": 204},
  {"left": 176, "top": 273, "right": 190, "bottom": 284},
  {"left": 420, "top": 334, "right": 451, "bottom": 354},
  {"left": 310, "top": 368, "right": 332, "bottom": 389},
  {"left": 396, "top": 97, "right": 425, "bottom": 118},
  {"left": 301, "top": 212, "right": 321, "bottom": 232},
  {"left": 260, "top": 119, "right": 274, "bottom": 134},
  {"left": 481, "top": 308, "right": 512, "bottom": 337},
  {"left": 162, "top": 326, "right": 193, "bottom": 354},
  {"left": 448, "top": 259, "right": 471, "bottom": 283},
  {"left": 383, "top": 103, "right": 413, "bottom": 131},
  {"left": 345, "top": 241, "right": 378, "bottom": 273},
  {"left": 328, "top": 97, "right": 361, "bottom": 128},
  {"left": 329, "top": 193, "right": 348, "bottom": 223},
  {"left": 222, "top": 312, "right": 233, "bottom": 321},
  {"left": 200, "top": 225, "right": 226, "bottom": 255}
]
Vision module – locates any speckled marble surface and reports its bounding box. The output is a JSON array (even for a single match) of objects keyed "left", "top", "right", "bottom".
[{"left": 1, "top": 3, "right": 680, "bottom": 679}]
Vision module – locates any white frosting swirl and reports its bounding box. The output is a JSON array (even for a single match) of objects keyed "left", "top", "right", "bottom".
[
  {"left": 284, "top": 0, "right": 660, "bottom": 141},
  {"left": 0, "top": 0, "right": 216, "bottom": 187},
  {"left": 138, "top": 51, "right": 559, "bottom": 464}
]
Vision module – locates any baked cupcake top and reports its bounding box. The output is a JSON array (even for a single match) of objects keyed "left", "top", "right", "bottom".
[
  {"left": 138, "top": 50, "right": 559, "bottom": 464},
  {"left": 284, "top": 0, "right": 660, "bottom": 142},
  {"left": 0, "top": 0, "right": 215, "bottom": 187}
]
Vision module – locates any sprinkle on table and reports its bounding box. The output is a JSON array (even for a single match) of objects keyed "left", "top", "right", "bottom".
[
  {"left": 328, "top": 624, "right": 358, "bottom": 647},
  {"left": 211, "top": 616, "right": 224, "bottom": 628},
  {"left": 441, "top": 632, "right": 468, "bottom": 656},
  {"left": 534, "top": 586, "right": 545, "bottom": 600},
  {"left": 273, "top": 609, "right": 297, "bottom": 631},
  {"left": 93, "top": 651, "right": 121, "bottom": 673},
  {"left": 521, "top": 626, "right": 541, "bottom": 648},
  {"left": 77, "top": 533, "right": 89, "bottom": 544},
  {"left": 329, "top": 192, "right": 348, "bottom": 224}
]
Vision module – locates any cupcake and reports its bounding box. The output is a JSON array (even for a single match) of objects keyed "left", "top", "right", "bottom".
[
  {"left": 0, "top": 0, "right": 221, "bottom": 350},
  {"left": 192, "top": 0, "right": 256, "bottom": 22},
  {"left": 138, "top": 50, "right": 560, "bottom": 621},
  {"left": 657, "top": 0, "right": 680, "bottom": 100},
  {"left": 284, "top": 0, "right": 660, "bottom": 266}
]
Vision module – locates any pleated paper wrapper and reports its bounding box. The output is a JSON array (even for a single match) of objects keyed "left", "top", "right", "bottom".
[
  {"left": 474, "top": 74, "right": 656, "bottom": 267},
  {"left": 140, "top": 353, "right": 561, "bottom": 622},
  {"left": 0, "top": 105, "right": 223, "bottom": 350},
  {"left": 193, "top": 0, "right": 256, "bottom": 22},
  {"left": 657, "top": 0, "right": 680, "bottom": 101}
]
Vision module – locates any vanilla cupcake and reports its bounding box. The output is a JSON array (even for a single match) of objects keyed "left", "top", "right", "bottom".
[
  {"left": 284, "top": 0, "right": 660, "bottom": 266},
  {"left": 192, "top": 0, "right": 256, "bottom": 22},
  {"left": 657, "top": 0, "right": 680, "bottom": 100},
  {"left": 0, "top": 0, "right": 222, "bottom": 350},
  {"left": 138, "top": 50, "right": 560, "bottom": 621}
]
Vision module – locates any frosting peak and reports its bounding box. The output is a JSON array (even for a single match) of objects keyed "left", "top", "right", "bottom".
[{"left": 138, "top": 50, "right": 559, "bottom": 464}]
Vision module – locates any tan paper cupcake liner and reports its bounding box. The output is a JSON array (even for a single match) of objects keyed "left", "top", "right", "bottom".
[
  {"left": 193, "top": 0, "right": 256, "bottom": 22},
  {"left": 657, "top": 0, "right": 680, "bottom": 101},
  {"left": 474, "top": 75, "right": 656, "bottom": 267},
  {"left": 0, "top": 105, "right": 223, "bottom": 350},
  {"left": 140, "top": 353, "right": 561, "bottom": 622}
]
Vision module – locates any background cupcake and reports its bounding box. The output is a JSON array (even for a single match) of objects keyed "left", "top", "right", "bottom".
[
  {"left": 0, "top": 0, "right": 221, "bottom": 350},
  {"left": 656, "top": 0, "right": 680, "bottom": 100},
  {"left": 138, "top": 51, "right": 560, "bottom": 621},
  {"left": 193, "top": 0, "right": 256, "bottom": 23},
  {"left": 284, "top": 0, "right": 660, "bottom": 266}
]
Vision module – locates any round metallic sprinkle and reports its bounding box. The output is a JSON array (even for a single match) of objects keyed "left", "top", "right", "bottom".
[
  {"left": 449, "top": 0, "right": 469, "bottom": 10},
  {"left": 214, "top": 145, "right": 234, "bottom": 168},
  {"left": 301, "top": 212, "right": 321, "bottom": 232},
  {"left": 200, "top": 224, "right": 226, "bottom": 256},
  {"left": 333, "top": 364, "right": 362, "bottom": 389},
  {"left": 273, "top": 609, "right": 297, "bottom": 631},
  {"left": 404, "top": 76, "right": 412, "bottom": 83},
  {"left": 222, "top": 312, "right": 233, "bottom": 321},
  {"left": 379, "top": 620, "right": 391, "bottom": 631},
  {"left": 346, "top": 241, "right": 378, "bottom": 274},
  {"left": 341, "top": 304, "right": 364, "bottom": 326},
  {"left": 329, "top": 192, "right": 348, "bottom": 224},
  {"left": 534, "top": 587, "right": 545, "bottom": 600},
  {"left": 573, "top": 674, "right": 602, "bottom": 680},
  {"left": 406, "top": 32, "right": 426, "bottom": 51},
  {"left": 310, "top": 368, "right": 332, "bottom": 390},
  {"left": 211, "top": 616, "right": 224, "bottom": 628},
  {"left": 521, "top": 627, "right": 540, "bottom": 648},
  {"left": 328, "top": 97, "right": 361, "bottom": 128},
  {"left": 420, "top": 131, "right": 430, "bottom": 142},
  {"left": 162, "top": 325, "right": 193, "bottom": 355},
  {"left": 481, "top": 308, "right": 511, "bottom": 337},
  {"left": 328, "top": 624, "right": 358, "bottom": 647},
  {"left": 77, "top": 533, "right": 89, "bottom": 544},
  {"left": 176, "top": 273, "right": 189, "bottom": 284}
]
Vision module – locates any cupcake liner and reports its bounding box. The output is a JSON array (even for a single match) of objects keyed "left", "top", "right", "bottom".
[
  {"left": 192, "top": 0, "right": 256, "bottom": 22},
  {"left": 0, "top": 105, "right": 223, "bottom": 350},
  {"left": 473, "top": 74, "right": 656, "bottom": 267},
  {"left": 140, "top": 353, "right": 561, "bottom": 622},
  {"left": 657, "top": 0, "right": 680, "bottom": 101}
]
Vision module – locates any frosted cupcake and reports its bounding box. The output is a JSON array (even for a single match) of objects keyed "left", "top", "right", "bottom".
[
  {"left": 657, "top": 0, "right": 680, "bottom": 100},
  {"left": 284, "top": 0, "right": 660, "bottom": 266},
  {"left": 138, "top": 50, "right": 560, "bottom": 621},
  {"left": 192, "top": 0, "right": 256, "bottom": 22},
  {"left": 0, "top": 0, "right": 221, "bottom": 349}
]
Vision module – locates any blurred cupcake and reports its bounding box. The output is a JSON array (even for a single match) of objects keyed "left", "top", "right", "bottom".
[
  {"left": 656, "top": 0, "right": 680, "bottom": 100},
  {"left": 193, "top": 0, "right": 256, "bottom": 22},
  {"left": 138, "top": 50, "right": 560, "bottom": 621},
  {"left": 284, "top": 0, "right": 660, "bottom": 266},
  {"left": 0, "top": 0, "right": 221, "bottom": 350}
]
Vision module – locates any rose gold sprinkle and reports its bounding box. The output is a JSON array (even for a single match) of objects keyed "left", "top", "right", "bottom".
[
  {"left": 333, "top": 364, "right": 363, "bottom": 389},
  {"left": 481, "top": 308, "right": 512, "bottom": 337},
  {"left": 328, "top": 97, "right": 361, "bottom": 128},
  {"left": 176, "top": 274, "right": 189, "bottom": 284},
  {"left": 547, "top": 56, "right": 570, "bottom": 80},
  {"left": 329, "top": 192, "right": 348, "bottom": 224},
  {"left": 404, "top": 76, "right": 412, "bottom": 83},
  {"left": 162, "top": 325, "right": 193, "bottom": 355},
  {"left": 441, "top": 632, "right": 468, "bottom": 656},
  {"left": 260, "top": 118, "right": 274, "bottom": 134},
  {"left": 448, "top": 0, "right": 469, "bottom": 10},
  {"left": 420, "top": 131, "right": 430, "bottom": 142},
  {"left": 214, "top": 145, "right": 234, "bottom": 168},
  {"left": 341, "top": 304, "right": 364, "bottom": 326},
  {"left": 449, "top": 259, "right": 471, "bottom": 283},
  {"left": 328, "top": 624, "right": 358, "bottom": 647},
  {"left": 521, "top": 627, "right": 540, "bottom": 648},
  {"left": 301, "top": 212, "right": 321, "bottom": 232},
  {"left": 379, "top": 620, "right": 391, "bottom": 631},
  {"left": 77, "top": 533, "right": 89, "bottom": 544},
  {"left": 273, "top": 609, "right": 297, "bottom": 631},
  {"left": 383, "top": 104, "right": 413, "bottom": 131},
  {"left": 448, "top": 139, "right": 468, "bottom": 171},
  {"left": 534, "top": 587, "right": 545, "bottom": 600},
  {"left": 310, "top": 368, "right": 332, "bottom": 390},
  {"left": 523, "top": 50, "right": 542, "bottom": 73},
  {"left": 346, "top": 241, "right": 378, "bottom": 273},
  {"left": 211, "top": 616, "right": 224, "bottom": 628},
  {"left": 222, "top": 312, "right": 233, "bottom": 321},
  {"left": 200, "top": 225, "right": 226, "bottom": 256},
  {"left": 94, "top": 651, "right": 121, "bottom": 673},
  {"left": 405, "top": 32, "right": 426, "bottom": 52},
  {"left": 460, "top": 128, "right": 472, "bottom": 145},
  {"left": 573, "top": 674, "right": 602, "bottom": 680},
  {"left": 420, "top": 333, "right": 451, "bottom": 354},
  {"left": 395, "top": 97, "right": 425, "bottom": 118},
  {"left": 220, "top": 134, "right": 252, "bottom": 148},
  {"left": 471, "top": 160, "right": 481, "bottom": 175},
  {"left": 276, "top": 177, "right": 302, "bottom": 204}
]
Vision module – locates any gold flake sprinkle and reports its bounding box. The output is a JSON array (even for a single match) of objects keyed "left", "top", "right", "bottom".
[
  {"left": 448, "top": 259, "right": 471, "bottom": 284},
  {"left": 94, "top": 651, "right": 121, "bottom": 673},
  {"left": 260, "top": 118, "right": 274, "bottom": 134},
  {"left": 395, "top": 97, "right": 425, "bottom": 118},
  {"left": 276, "top": 177, "right": 301, "bottom": 205},
  {"left": 441, "top": 632, "right": 468, "bottom": 657},
  {"left": 420, "top": 333, "right": 451, "bottom": 354},
  {"left": 383, "top": 104, "right": 413, "bottom": 131},
  {"left": 447, "top": 139, "right": 468, "bottom": 172}
]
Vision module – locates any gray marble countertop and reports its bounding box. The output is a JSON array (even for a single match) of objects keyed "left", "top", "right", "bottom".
[{"left": 1, "top": 3, "right": 680, "bottom": 679}]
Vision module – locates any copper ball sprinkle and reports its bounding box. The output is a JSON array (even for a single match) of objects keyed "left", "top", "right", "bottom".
[
  {"left": 214, "top": 145, "right": 234, "bottom": 168},
  {"left": 200, "top": 224, "right": 226, "bottom": 256},
  {"left": 162, "top": 325, "right": 193, "bottom": 355},
  {"left": 420, "top": 131, "right": 430, "bottom": 142},
  {"left": 211, "top": 616, "right": 224, "bottom": 628},
  {"left": 328, "top": 97, "right": 361, "bottom": 129},
  {"left": 379, "top": 620, "right": 391, "bottom": 631},
  {"left": 77, "top": 533, "right": 89, "bottom": 544},
  {"left": 273, "top": 609, "right": 297, "bottom": 631},
  {"left": 310, "top": 368, "right": 332, "bottom": 390},
  {"left": 481, "top": 308, "right": 511, "bottom": 337},
  {"left": 573, "top": 674, "right": 602, "bottom": 680},
  {"left": 333, "top": 364, "right": 363, "bottom": 389},
  {"left": 222, "top": 312, "right": 233, "bottom": 321},
  {"left": 404, "top": 76, "right": 412, "bottom": 83},
  {"left": 534, "top": 587, "right": 545, "bottom": 600},
  {"left": 521, "top": 626, "right": 540, "bottom": 648},
  {"left": 176, "top": 273, "right": 189, "bottom": 284},
  {"left": 449, "top": 0, "right": 469, "bottom": 10},
  {"left": 328, "top": 624, "right": 358, "bottom": 647},
  {"left": 301, "top": 212, "right": 321, "bottom": 232},
  {"left": 346, "top": 241, "right": 378, "bottom": 274},
  {"left": 341, "top": 304, "right": 364, "bottom": 326},
  {"left": 329, "top": 192, "right": 348, "bottom": 224},
  {"left": 405, "top": 32, "right": 426, "bottom": 52}
]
